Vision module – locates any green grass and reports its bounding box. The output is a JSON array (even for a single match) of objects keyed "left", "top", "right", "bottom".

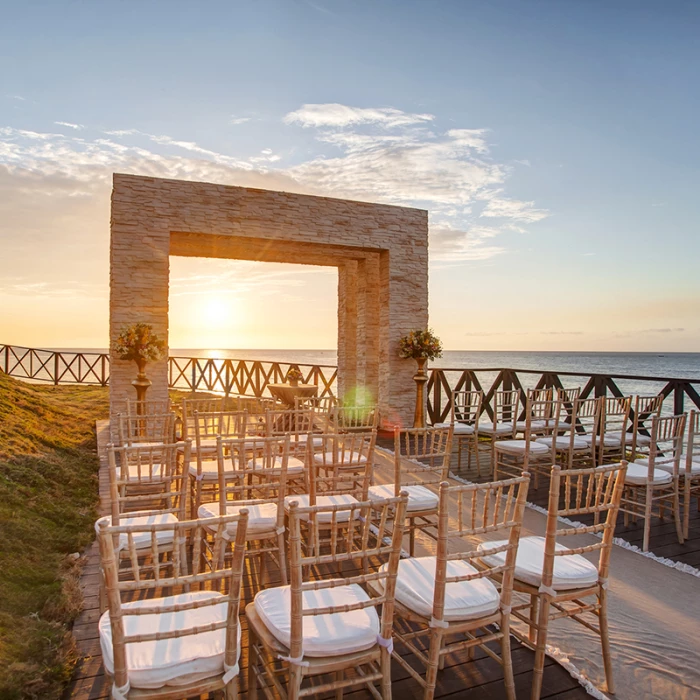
[{"left": 0, "top": 373, "right": 109, "bottom": 700}]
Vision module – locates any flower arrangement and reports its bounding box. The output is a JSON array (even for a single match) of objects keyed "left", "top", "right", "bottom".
[
  {"left": 286, "top": 367, "right": 304, "bottom": 384},
  {"left": 398, "top": 328, "right": 443, "bottom": 361},
  {"left": 113, "top": 323, "right": 166, "bottom": 365}
]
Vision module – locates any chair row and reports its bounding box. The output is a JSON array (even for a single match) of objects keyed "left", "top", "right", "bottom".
[{"left": 97, "top": 462, "right": 628, "bottom": 700}]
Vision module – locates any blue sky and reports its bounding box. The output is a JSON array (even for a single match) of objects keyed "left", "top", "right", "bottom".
[{"left": 1, "top": 0, "right": 699, "bottom": 350}]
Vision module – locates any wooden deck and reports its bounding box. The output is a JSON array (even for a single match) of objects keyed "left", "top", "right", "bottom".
[{"left": 66, "top": 424, "right": 700, "bottom": 700}]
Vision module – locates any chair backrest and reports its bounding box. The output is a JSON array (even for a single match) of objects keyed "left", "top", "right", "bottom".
[
  {"left": 557, "top": 387, "right": 581, "bottom": 403},
  {"left": 393, "top": 426, "right": 453, "bottom": 491},
  {"left": 310, "top": 431, "right": 376, "bottom": 500},
  {"left": 97, "top": 510, "right": 248, "bottom": 696},
  {"left": 295, "top": 395, "right": 338, "bottom": 413},
  {"left": 265, "top": 408, "right": 319, "bottom": 438},
  {"left": 522, "top": 397, "right": 562, "bottom": 443},
  {"left": 285, "top": 493, "right": 408, "bottom": 662},
  {"left": 642, "top": 414, "right": 687, "bottom": 477},
  {"left": 541, "top": 463, "right": 627, "bottom": 591},
  {"left": 181, "top": 397, "right": 227, "bottom": 438},
  {"left": 331, "top": 405, "right": 379, "bottom": 433},
  {"left": 686, "top": 410, "right": 700, "bottom": 474},
  {"left": 629, "top": 395, "right": 665, "bottom": 453},
  {"left": 217, "top": 435, "right": 290, "bottom": 517},
  {"left": 435, "top": 475, "right": 530, "bottom": 626},
  {"left": 125, "top": 398, "right": 172, "bottom": 417},
  {"left": 451, "top": 390, "right": 482, "bottom": 426},
  {"left": 526, "top": 387, "right": 553, "bottom": 402},
  {"left": 193, "top": 410, "right": 249, "bottom": 444},
  {"left": 107, "top": 442, "right": 188, "bottom": 523},
  {"left": 117, "top": 411, "right": 176, "bottom": 447},
  {"left": 488, "top": 390, "right": 520, "bottom": 428},
  {"left": 551, "top": 397, "right": 602, "bottom": 467}
]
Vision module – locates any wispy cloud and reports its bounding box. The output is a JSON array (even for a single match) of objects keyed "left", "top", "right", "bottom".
[
  {"left": 285, "top": 103, "right": 434, "bottom": 129},
  {"left": 54, "top": 121, "right": 83, "bottom": 130},
  {"left": 6, "top": 94, "right": 26, "bottom": 101},
  {"left": 230, "top": 116, "right": 251, "bottom": 126}
]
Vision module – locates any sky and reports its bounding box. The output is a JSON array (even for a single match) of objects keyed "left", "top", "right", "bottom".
[{"left": 1, "top": 0, "right": 699, "bottom": 352}]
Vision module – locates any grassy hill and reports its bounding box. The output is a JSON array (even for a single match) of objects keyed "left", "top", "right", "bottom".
[{"left": 0, "top": 373, "right": 108, "bottom": 699}]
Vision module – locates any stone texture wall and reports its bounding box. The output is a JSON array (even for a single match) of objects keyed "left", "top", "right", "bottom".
[{"left": 109, "top": 174, "right": 429, "bottom": 426}]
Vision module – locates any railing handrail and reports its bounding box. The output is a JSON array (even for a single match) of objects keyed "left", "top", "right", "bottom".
[
  {"left": 430, "top": 366, "right": 700, "bottom": 384},
  {"left": 168, "top": 354, "right": 339, "bottom": 370}
]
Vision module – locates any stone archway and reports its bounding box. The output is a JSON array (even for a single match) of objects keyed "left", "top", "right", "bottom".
[{"left": 109, "top": 174, "right": 429, "bottom": 426}]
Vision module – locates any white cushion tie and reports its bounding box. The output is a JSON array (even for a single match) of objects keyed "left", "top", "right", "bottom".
[
  {"left": 222, "top": 662, "right": 239, "bottom": 684},
  {"left": 501, "top": 605, "right": 512, "bottom": 615},
  {"left": 376, "top": 634, "right": 394, "bottom": 655},
  {"left": 429, "top": 616, "right": 449, "bottom": 628},
  {"left": 538, "top": 583, "right": 557, "bottom": 597},
  {"left": 599, "top": 577, "right": 609, "bottom": 590},
  {"left": 112, "top": 681, "right": 130, "bottom": 700},
  {"left": 276, "top": 526, "right": 286, "bottom": 535},
  {"left": 195, "top": 472, "right": 205, "bottom": 481},
  {"left": 278, "top": 653, "right": 310, "bottom": 667}
]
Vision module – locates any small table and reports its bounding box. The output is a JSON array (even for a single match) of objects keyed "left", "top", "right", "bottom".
[{"left": 268, "top": 383, "right": 318, "bottom": 409}]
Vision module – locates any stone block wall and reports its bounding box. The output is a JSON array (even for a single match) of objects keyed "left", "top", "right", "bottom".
[{"left": 110, "top": 174, "right": 429, "bottom": 426}]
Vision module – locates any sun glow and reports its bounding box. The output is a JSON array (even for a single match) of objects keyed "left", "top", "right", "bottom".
[{"left": 202, "top": 297, "right": 231, "bottom": 325}]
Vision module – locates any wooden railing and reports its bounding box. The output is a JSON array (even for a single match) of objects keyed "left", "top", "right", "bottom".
[
  {"left": 1, "top": 344, "right": 110, "bottom": 386},
  {"left": 426, "top": 367, "right": 700, "bottom": 425},
  {"left": 0, "top": 345, "right": 338, "bottom": 398},
  {"left": 168, "top": 356, "right": 338, "bottom": 398},
  {"left": 3, "top": 344, "right": 698, "bottom": 423}
]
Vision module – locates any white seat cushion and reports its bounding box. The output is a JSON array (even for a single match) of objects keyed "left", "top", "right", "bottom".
[
  {"left": 382, "top": 556, "right": 500, "bottom": 621},
  {"left": 433, "top": 422, "right": 475, "bottom": 435},
  {"left": 535, "top": 435, "right": 589, "bottom": 450},
  {"left": 606, "top": 431, "right": 651, "bottom": 446},
  {"left": 247, "top": 456, "right": 305, "bottom": 474},
  {"left": 198, "top": 501, "right": 279, "bottom": 537},
  {"left": 478, "top": 536, "right": 599, "bottom": 591},
  {"left": 125, "top": 462, "right": 165, "bottom": 481},
  {"left": 188, "top": 459, "right": 219, "bottom": 480},
  {"left": 515, "top": 420, "right": 547, "bottom": 432},
  {"left": 130, "top": 441, "right": 166, "bottom": 449},
  {"left": 312, "top": 450, "right": 368, "bottom": 465},
  {"left": 99, "top": 591, "right": 239, "bottom": 689},
  {"left": 626, "top": 461, "right": 674, "bottom": 485},
  {"left": 494, "top": 440, "right": 549, "bottom": 456},
  {"left": 477, "top": 422, "right": 514, "bottom": 436},
  {"left": 581, "top": 433, "right": 624, "bottom": 447},
  {"left": 284, "top": 493, "right": 360, "bottom": 522},
  {"left": 94, "top": 513, "right": 178, "bottom": 550},
  {"left": 368, "top": 483, "right": 438, "bottom": 512},
  {"left": 254, "top": 583, "right": 379, "bottom": 657},
  {"left": 290, "top": 434, "right": 324, "bottom": 447}
]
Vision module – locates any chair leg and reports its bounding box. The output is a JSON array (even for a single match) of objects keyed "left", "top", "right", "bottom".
[
  {"left": 335, "top": 671, "right": 344, "bottom": 700},
  {"left": 277, "top": 532, "right": 288, "bottom": 586},
  {"left": 528, "top": 594, "right": 539, "bottom": 645},
  {"left": 683, "top": 480, "right": 691, "bottom": 540},
  {"left": 409, "top": 519, "right": 416, "bottom": 557},
  {"left": 500, "top": 614, "right": 517, "bottom": 700},
  {"left": 224, "top": 677, "right": 239, "bottom": 700},
  {"left": 457, "top": 440, "right": 462, "bottom": 473},
  {"left": 247, "top": 630, "right": 259, "bottom": 700},
  {"left": 530, "top": 594, "right": 551, "bottom": 700},
  {"left": 380, "top": 643, "right": 393, "bottom": 699},
  {"left": 288, "top": 663, "right": 304, "bottom": 700},
  {"left": 673, "top": 487, "right": 684, "bottom": 544},
  {"left": 643, "top": 487, "right": 653, "bottom": 552},
  {"left": 598, "top": 587, "right": 615, "bottom": 695},
  {"left": 424, "top": 631, "right": 442, "bottom": 700}
]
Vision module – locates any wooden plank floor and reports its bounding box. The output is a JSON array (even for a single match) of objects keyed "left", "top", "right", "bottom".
[{"left": 66, "top": 425, "right": 593, "bottom": 700}]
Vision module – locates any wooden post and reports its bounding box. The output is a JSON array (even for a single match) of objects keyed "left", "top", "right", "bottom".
[{"left": 413, "top": 357, "right": 428, "bottom": 428}]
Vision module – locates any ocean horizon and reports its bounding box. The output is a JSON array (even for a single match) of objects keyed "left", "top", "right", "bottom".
[{"left": 42, "top": 347, "right": 700, "bottom": 380}]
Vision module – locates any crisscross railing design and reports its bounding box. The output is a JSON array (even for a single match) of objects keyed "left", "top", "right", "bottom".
[
  {"left": 0, "top": 344, "right": 110, "bottom": 386},
  {"left": 0, "top": 344, "right": 338, "bottom": 398},
  {"left": 426, "top": 367, "right": 700, "bottom": 429}
]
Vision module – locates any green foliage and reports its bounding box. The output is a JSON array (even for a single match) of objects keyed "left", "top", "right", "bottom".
[
  {"left": 112, "top": 322, "right": 166, "bottom": 363},
  {"left": 0, "top": 373, "right": 108, "bottom": 699}
]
